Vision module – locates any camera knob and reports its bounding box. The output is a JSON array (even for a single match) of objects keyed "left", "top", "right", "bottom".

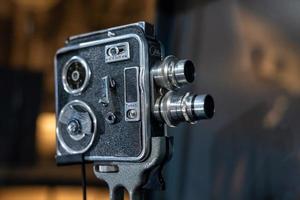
[
  {"left": 67, "top": 119, "right": 82, "bottom": 136},
  {"left": 57, "top": 100, "right": 97, "bottom": 154}
]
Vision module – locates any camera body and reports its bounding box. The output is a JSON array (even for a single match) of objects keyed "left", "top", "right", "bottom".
[
  {"left": 55, "top": 22, "right": 214, "bottom": 165},
  {"left": 55, "top": 22, "right": 163, "bottom": 164}
]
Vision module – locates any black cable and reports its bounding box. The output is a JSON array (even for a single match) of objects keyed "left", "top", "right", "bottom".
[{"left": 81, "top": 157, "right": 87, "bottom": 200}]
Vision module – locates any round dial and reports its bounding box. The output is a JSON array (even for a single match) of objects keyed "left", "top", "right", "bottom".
[
  {"left": 62, "top": 56, "right": 90, "bottom": 94},
  {"left": 57, "top": 100, "right": 97, "bottom": 154}
]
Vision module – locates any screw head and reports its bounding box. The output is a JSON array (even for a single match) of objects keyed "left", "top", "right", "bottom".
[
  {"left": 71, "top": 70, "right": 80, "bottom": 81},
  {"left": 67, "top": 119, "right": 81, "bottom": 135},
  {"left": 105, "top": 112, "right": 117, "bottom": 124},
  {"left": 127, "top": 109, "right": 137, "bottom": 119},
  {"left": 108, "top": 46, "right": 119, "bottom": 56}
]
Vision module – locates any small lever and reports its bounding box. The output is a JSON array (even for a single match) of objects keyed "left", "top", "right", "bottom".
[{"left": 99, "top": 75, "right": 115, "bottom": 106}]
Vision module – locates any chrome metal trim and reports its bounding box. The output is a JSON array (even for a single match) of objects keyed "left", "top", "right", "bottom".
[
  {"left": 152, "top": 55, "right": 195, "bottom": 90},
  {"left": 98, "top": 76, "right": 110, "bottom": 106},
  {"left": 62, "top": 56, "right": 91, "bottom": 95},
  {"left": 67, "top": 22, "right": 147, "bottom": 42},
  {"left": 124, "top": 66, "right": 140, "bottom": 122},
  {"left": 160, "top": 91, "right": 176, "bottom": 127},
  {"left": 57, "top": 100, "right": 97, "bottom": 154},
  {"left": 181, "top": 92, "right": 195, "bottom": 124},
  {"left": 56, "top": 149, "right": 62, "bottom": 156}
]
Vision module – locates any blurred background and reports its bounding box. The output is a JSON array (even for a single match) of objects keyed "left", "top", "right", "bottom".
[{"left": 0, "top": 0, "right": 299, "bottom": 199}]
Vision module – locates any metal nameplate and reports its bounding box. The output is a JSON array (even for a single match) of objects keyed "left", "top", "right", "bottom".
[{"left": 105, "top": 42, "right": 130, "bottom": 63}]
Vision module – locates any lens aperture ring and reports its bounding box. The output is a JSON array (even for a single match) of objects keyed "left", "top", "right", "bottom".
[{"left": 181, "top": 93, "right": 197, "bottom": 124}]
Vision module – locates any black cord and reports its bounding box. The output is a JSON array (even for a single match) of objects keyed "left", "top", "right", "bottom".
[{"left": 81, "top": 157, "right": 87, "bottom": 200}]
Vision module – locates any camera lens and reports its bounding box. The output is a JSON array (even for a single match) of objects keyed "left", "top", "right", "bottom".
[
  {"left": 153, "top": 91, "right": 214, "bottom": 127},
  {"left": 182, "top": 60, "right": 195, "bottom": 83},
  {"left": 62, "top": 56, "right": 91, "bottom": 94},
  {"left": 152, "top": 55, "right": 195, "bottom": 90},
  {"left": 193, "top": 94, "right": 214, "bottom": 119}
]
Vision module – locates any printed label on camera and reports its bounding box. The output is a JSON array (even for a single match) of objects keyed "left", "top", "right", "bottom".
[{"left": 105, "top": 42, "right": 130, "bottom": 63}]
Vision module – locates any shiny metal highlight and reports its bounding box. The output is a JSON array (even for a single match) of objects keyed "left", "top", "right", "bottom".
[
  {"left": 153, "top": 91, "right": 214, "bottom": 127},
  {"left": 152, "top": 55, "right": 195, "bottom": 90},
  {"left": 57, "top": 100, "right": 97, "bottom": 154}
]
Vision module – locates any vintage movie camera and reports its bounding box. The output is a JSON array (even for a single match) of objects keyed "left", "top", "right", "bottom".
[{"left": 55, "top": 22, "right": 214, "bottom": 199}]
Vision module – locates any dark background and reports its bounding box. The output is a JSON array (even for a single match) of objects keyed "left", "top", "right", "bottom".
[
  {"left": 156, "top": 0, "right": 300, "bottom": 200},
  {"left": 0, "top": 0, "right": 299, "bottom": 199}
]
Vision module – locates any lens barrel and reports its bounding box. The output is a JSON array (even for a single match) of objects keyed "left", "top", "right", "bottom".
[
  {"left": 153, "top": 91, "right": 214, "bottom": 127},
  {"left": 152, "top": 55, "right": 195, "bottom": 90}
]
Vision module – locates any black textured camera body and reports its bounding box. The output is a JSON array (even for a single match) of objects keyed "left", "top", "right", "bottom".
[{"left": 55, "top": 22, "right": 164, "bottom": 165}]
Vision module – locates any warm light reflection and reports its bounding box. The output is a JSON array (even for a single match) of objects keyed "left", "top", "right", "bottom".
[
  {"left": 0, "top": 186, "right": 116, "bottom": 200},
  {"left": 0, "top": 187, "right": 49, "bottom": 200},
  {"left": 14, "top": 0, "right": 60, "bottom": 11},
  {"left": 36, "top": 112, "right": 56, "bottom": 158}
]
